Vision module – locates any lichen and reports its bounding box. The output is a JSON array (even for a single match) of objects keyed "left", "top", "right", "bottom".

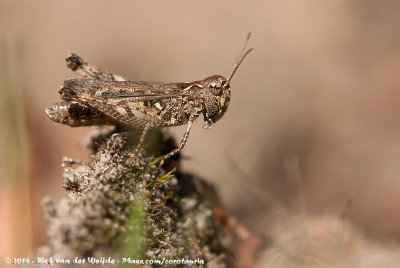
[{"left": 38, "top": 133, "right": 230, "bottom": 267}]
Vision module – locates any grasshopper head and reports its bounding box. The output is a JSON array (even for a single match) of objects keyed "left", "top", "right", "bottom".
[
  {"left": 201, "top": 75, "right": 231, "bottom": 129},
  {"left": 200, "top": 33, "right": 253, "bottom": 129}
]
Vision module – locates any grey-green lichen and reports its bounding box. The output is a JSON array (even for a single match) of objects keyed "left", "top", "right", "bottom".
[{"left": 39, "top": 133, "right": 230, "bottom": 267}]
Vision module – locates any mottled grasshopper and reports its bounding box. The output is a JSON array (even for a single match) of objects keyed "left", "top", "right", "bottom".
[{"left": 46, "top": 33, "right": 253, "bottom": 167}]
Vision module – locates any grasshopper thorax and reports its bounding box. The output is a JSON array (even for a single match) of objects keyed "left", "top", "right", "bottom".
[{"left": 201, "top": 75, "right": 231, "bottom": 129}]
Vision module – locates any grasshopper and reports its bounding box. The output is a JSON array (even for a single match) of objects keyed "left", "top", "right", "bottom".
[{"left": 46, "top": 33, "right": 253, "bottom": 167}]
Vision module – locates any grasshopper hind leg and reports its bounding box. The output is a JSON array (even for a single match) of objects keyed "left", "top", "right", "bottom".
[{"left": 131, "top": 123, "right": 151, "bottom": 158}]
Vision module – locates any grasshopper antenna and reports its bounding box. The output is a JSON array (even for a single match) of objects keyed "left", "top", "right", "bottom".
[{"left": 226, "top": 32, "right": 253, "bottom": 86}]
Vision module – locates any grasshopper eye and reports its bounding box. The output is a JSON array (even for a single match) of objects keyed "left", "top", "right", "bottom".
[
  {"left": 209, "top": 81, "right": 223, "bottom": 96},
  {"left": 210, "top": 82, "right": 218, "bottom": 88}
]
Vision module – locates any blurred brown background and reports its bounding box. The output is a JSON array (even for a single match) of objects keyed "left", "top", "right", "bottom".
[{"left": 2, "top": 0, "right": 400, "bottom": 264}]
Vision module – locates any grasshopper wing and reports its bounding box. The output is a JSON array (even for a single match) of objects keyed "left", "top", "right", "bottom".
[{"left": 59, "top": 79, "right": 188, "bottom": 128}]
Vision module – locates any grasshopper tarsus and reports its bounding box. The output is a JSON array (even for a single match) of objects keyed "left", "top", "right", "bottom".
[{"left": 66, "top": 53, "right": 85, "bottom": 71}]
